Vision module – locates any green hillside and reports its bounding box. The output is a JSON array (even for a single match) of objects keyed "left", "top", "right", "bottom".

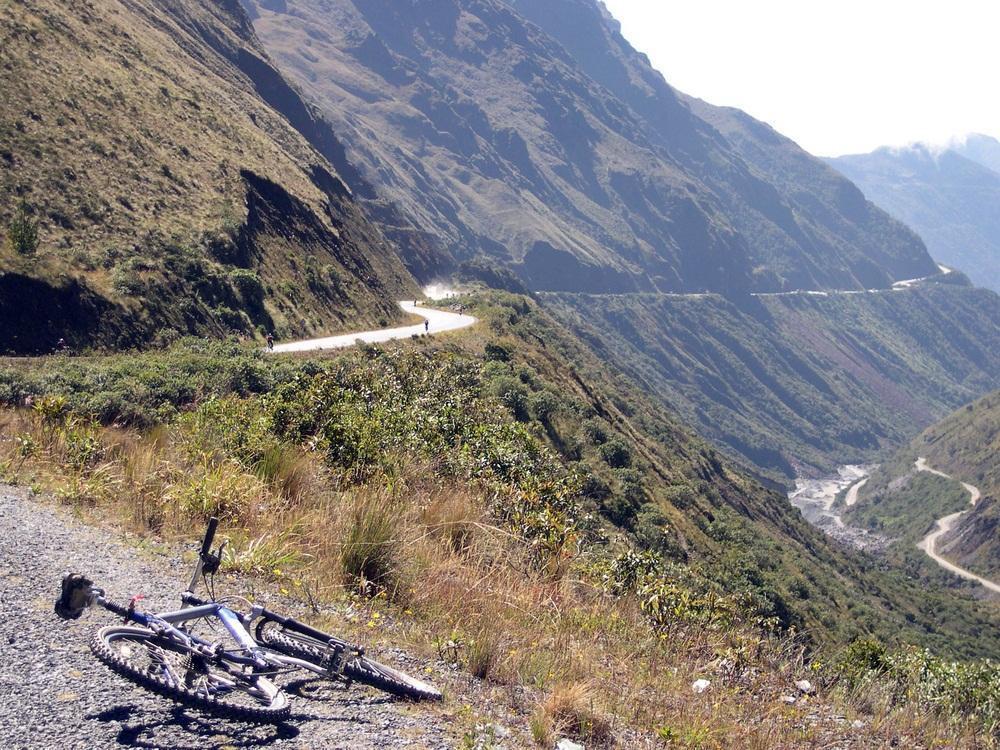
[
  {"left": 544, "top": 285, "right": 1000, "bottom": 483},
  {"left": 4, "top": 290, "right": 1000, "bottom": 662},
  {"left": 842, "top": 390, "right": 1000, "bottom": 583},
  {"left": 846, "top": 467, "right": 969, "bottom": 544}
]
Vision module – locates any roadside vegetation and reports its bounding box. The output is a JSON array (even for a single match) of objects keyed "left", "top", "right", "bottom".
[
  {"left": 1, "top": 292, "right": 999, "bottom": 747},
  {"left": 846, "top": 468, "right": 970, "bottom": 542}
]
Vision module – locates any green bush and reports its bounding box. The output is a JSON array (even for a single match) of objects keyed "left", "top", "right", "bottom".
[
  {"left": 5, "top": 201, "right": 39, "bottom": 256},
  {"left": 582, "top": 418, "right": 608, "bottom": 445},
  {"left": 484, "top": 342, "right": 512, "bottom": 362},
  {"left": 598, "top": 438, "right": 631, "bottom": 468},
  {"left": 530, "top": 390, "right": 560, "bottom": 425},
  {"left": 489, "top": 374, "right": 530, "bottom": 422},
  {"left": 112, "top": 265, "right": 142, "bottom": 296},
  {"left": 228, "top": 269, "right": 265, "bottom": 307}
]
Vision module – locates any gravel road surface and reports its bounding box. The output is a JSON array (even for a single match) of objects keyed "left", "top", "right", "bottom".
[
  {"left": 0, "top": 486, "right": 455, "bottom": 749},
  {"left": 269, "top": 301, "right": 475, "bottom": 354}
]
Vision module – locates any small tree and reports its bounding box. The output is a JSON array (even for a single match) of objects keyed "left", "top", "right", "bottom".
[{"left": 6, "top": 201, "right": 39, "bottom": 256}]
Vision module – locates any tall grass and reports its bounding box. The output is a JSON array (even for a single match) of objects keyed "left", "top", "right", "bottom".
[{"left": 338, "top": 490, "right": 402, "bottom": 595}]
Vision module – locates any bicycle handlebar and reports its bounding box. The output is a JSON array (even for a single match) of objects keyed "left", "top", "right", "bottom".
[{"left": 200, "top": 517, "right": 219, "bottom": 559}]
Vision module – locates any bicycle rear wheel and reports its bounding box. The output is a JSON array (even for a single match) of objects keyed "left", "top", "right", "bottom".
[
  {"left": 92, "top": 625, "right": 290, "bottom": 723},
  {"left": 257, "top": 624, "right": 442, "bottom": 701}
]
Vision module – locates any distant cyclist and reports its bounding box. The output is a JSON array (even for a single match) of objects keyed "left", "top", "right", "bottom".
[
  {"left": 266, "top": 332, "right": 274, "bottom": 350},
  {"left": 424, "top": 320, "right": 429, "bottom": 333}
]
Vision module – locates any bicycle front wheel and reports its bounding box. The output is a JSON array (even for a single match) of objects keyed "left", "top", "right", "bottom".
[{"left": 92, "top": 625, "right": 290, "bottom": 723}]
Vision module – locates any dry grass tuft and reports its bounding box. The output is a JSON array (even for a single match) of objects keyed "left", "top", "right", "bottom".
[
  {"left": 540, "top": 682, "right": 613, "bottom": 746},
  {"left": 420, "top": 488, "right": 481, "bottom": 555},
  {"left": 338, "top": 490, "right": 404, "bottom": 596}
]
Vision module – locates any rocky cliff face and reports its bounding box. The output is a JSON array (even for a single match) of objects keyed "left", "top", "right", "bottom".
[
  {"left": 241, "top": 0, "right": 936, "bottom": 294},
  {"left": 0, "top": 0, "right": 417, "bottom": 352}
]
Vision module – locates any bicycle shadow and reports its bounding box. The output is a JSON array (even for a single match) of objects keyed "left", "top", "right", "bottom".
[
  {"left": 89, "top": 705, "right": 300, "bottom": 749},
  {"left": 88, "top": 688, "right": 387, "bottom": 748},
  {"left": 281, "top": 676, "right": 394, "bottom": 718}
]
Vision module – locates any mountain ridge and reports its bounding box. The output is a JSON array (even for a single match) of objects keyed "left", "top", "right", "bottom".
[{"left": 241, "top": 0, "right": 937, "bottom": 295}]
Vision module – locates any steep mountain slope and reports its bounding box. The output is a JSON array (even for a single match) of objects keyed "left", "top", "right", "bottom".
[
  {"left": 241, "top": 0, "right": 936, "bottom": 294},
  {"left": 0, "top": 0, "right": 418, "bottom": 353},
  {"left": 508, "top": 0, "right": 936, "bottom": 292},
  {"left": 828, "top": 142, "right": 1000, "bottom": 292},
  {"left": 545, "top": 284, "right": 1000, "bottom": 483}
]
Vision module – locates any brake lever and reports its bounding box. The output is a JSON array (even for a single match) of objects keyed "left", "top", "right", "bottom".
[{"left": 202, "top": 540, "right": 227, "bottom": 576}]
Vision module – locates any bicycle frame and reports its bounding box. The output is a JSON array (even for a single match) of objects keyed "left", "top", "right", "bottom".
[{"left": 108, "top": 597, "right": 341, "bottom": 679}]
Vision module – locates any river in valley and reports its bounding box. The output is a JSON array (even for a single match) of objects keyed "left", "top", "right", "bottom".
[{"left": 789, "top": 464, "right": 888, "bottom": 551}]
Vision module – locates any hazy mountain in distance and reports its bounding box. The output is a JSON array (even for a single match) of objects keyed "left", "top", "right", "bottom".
[
  {"left": 954, "top": 132, "right": 1000, "bottom": 174},
  {"left": 828, "top": 139, "right": 1000, "bottom": 292},
  {"left": 241, "top": 0, "right": 937, "bottom": 294}
]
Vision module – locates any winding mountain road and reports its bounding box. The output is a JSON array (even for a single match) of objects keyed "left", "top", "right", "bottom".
[
  {"left": 914, "top": 457, "right": 1000, "bottom": 595},
  {"left": 270, "top": 300, "right": 476, "bottom": 354}
]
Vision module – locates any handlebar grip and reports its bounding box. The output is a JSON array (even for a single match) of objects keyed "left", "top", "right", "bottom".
[{"left": 200, "top": 517, "right": 219, "bottom": 558}]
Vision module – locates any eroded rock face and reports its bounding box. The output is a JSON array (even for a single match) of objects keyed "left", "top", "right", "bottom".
[
  {"left": 0, "top": 0, "right": 419, "bottom": 349},
  {"left": 242, "top": 0, "right": 936, "bottom": 295}
]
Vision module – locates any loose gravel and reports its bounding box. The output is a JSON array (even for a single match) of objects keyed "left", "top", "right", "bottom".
[{"left": 0, "top": 486, "right": 456, "bottom": 749}]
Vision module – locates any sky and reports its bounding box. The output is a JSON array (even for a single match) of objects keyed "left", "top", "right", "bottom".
[{"left": 600, "top": 0, "right": 1000, "bottom": 157}]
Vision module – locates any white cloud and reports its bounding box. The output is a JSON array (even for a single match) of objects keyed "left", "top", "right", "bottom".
[{"left": 600, "top": 0, "right": 1000, "bottom": 156}]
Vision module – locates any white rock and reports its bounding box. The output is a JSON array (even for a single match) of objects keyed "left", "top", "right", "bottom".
[
  {"left": 795, "top": 679, "right": 815, "bottom": 694},
  {"left": 556, "top": 740, "right": 584, "bottom": 750},
  {"left": 691, "top": 678, "right": 711, "bottom": 694},
  {"left": 781, "top": 695, "right": 797, "bottom": 704},
  {"left": 851, "top": 719, "right": 866, "bottom": 730}
]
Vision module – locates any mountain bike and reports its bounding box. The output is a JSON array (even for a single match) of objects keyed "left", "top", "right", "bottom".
[{"left": 54, "top": 517, "right": 441, "bottom": 723}]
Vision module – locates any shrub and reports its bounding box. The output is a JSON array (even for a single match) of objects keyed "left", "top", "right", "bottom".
[
  {"left": 598, "top": 438, "right": 631, "bottom": 468},
  {"left": 490, "top": 374, "right": 530, "bottom": 422},
  {"left": 484, "top": 342, "right": 512, "bottom": 362},
  {"left": 582, "top": 418, "right": 608, "bottom": 445},
  {"left": 64, "top": 421, "right": 104, "bottom": 470},
  {"left": 228, "top": 269, "right": 265, "bottom": 307},
  {"left": 5, "top": 201, "right": 39, "bottom": 256},
  {"left": 835, "top": 637, "right": 890, "bottom": 689},
  {"left": 172, "top": 461, "right": 263, "bottom": 521},
  {"left": 215, "top": 306, "right": 250, "bottom": 331},
  {"left": 634, "top": 506, "right": 684, "bottom": 559},
  {"left": 112, "top": 265, "right": 142, "bottom": 296},
  {"left": 530, "top": 390, "right": 560, "bottom": 425}
]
